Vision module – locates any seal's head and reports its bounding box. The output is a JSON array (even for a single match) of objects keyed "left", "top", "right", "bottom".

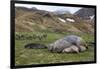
[
  {"left": 47, "top": 44, "right": 54, "bottom": 52},
  {"left": 79, "top": 45, "right": 87, "bottom": 52}
]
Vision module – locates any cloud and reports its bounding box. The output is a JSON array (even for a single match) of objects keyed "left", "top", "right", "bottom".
[{"left": 15, "top": 3, "right": 81, "bottom": 14}]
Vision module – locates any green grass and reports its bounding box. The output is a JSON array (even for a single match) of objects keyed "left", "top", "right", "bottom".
[{"left": 15, "top": 32, "right": 95, "bottom": 66}]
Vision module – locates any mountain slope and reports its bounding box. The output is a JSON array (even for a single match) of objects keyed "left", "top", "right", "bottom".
[
  {"left": 15, "top": 7, "right": 94, "bottom": 34},
  {"left": 74, "top": 8, "right": 94, "bottom": 20}
]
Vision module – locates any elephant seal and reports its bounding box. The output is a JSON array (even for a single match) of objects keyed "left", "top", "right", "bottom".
[
  {"left": 62, "top": 45, "right": 79, "bottom": 53},
  {"left": 24, "top": 43, "right": 47, "bottom": 49},
  {"left": 62, "top": 45, "right": 87, "bottom": 53},
  {"left": 48, "top": 35, "right": 87, "bottom": 53}
]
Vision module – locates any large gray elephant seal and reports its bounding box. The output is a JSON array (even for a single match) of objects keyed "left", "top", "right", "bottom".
[{"left": 48, "top": 35, "right": 87, "bottom": 53}]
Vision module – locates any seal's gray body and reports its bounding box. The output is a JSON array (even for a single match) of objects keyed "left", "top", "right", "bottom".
[
  {"left": 48, "top": 35, "right": 87, "bottom": 53},
  {"left": 63, "top": 35, "right": 85, "bottom": 46},
  {"left": 48, "top": 39, "right": 72, "bottom": 52}
]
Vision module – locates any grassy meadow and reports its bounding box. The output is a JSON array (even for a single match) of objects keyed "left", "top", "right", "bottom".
[{"left": 15, "top": 32, "right": 95, "bottom": 66}]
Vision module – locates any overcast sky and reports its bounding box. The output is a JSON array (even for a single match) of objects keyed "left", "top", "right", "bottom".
[{"left": 15, "top": 4, "right": 82, "bottom": 14}]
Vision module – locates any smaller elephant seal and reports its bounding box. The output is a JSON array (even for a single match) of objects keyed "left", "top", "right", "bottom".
[
  {"left": 62, "top": 45, "right": 79, "bottom": 53},
  {"left": 62, "top": 45, "right": 87, "bottom": 53},
  {"left": 24, "top": 43, "right": 47, "bottom": 49}
]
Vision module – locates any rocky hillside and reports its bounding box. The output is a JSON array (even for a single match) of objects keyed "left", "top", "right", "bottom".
[
  {"left": 74, "top": 8, "right": 95, "bottom": 20},
  {"left": 15, "top": 7, "right": 94, "bottom": 34}
]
